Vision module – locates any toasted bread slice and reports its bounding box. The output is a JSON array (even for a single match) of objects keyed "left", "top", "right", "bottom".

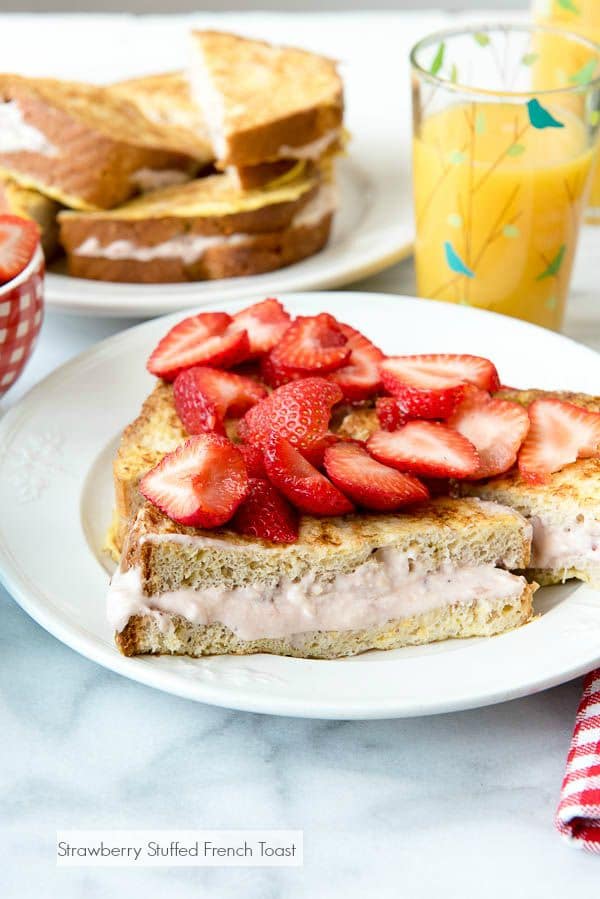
[
  {"left": 189, "top": 30, "right": 343, "bottom": 169},
  {"left": 108, "top": 71, "right": 213, "bottom": 166},
  {"left": 460, "top": 388, "right": 600, "bottom": 587},
  {"left": 58, "top": 169, "right": 335, "bottom": 283},
  {"left": 110, "top": 498, "right": 534, "bottom": 659},
  {"left": 0, "top": 74, "right": 199, "bottom": 209},
  {"left": 0, "top": 173, "right": 61, "bottom": 259}
]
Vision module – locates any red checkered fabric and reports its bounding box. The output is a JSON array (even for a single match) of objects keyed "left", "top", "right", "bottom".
[
  {"left": 556, "top": 669, "right": 600, "bottom": 852},
  {"left": 0, "top": 257, "right": 44, "bottom": 395}
]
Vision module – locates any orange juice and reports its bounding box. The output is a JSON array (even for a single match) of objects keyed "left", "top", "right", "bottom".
[
  {"left": 534, "top": 0, "right": 600, "bottom": 216},
  {"left": 413, "top": 102, "right": 594, "bottom": 329}
]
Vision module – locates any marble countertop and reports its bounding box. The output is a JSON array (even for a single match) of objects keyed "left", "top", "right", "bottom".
[{"left": 2, "top": 11, "right": 600, "bottom": 898}]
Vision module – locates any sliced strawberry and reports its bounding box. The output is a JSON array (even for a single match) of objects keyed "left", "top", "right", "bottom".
[
  {"left": 238, "top": 443, "right": 267, "bottom": 479},
  {"left": 328, "top": 324, "right": 385, "bottom": 401},
  {"left": 230, "top": 298, "right": 292, "bottom": 357},
  {"left": 376, "top": 397, "right": 409, "bottom": 431},
  {"left": 242, "top": 377, "right": 343, "bottom": 449},
  {"left": 232, "top": 477, "right": 298, "bottom": 543},
  {"left": 147, "top": 312, "right": 250, "bottom": 380},
  {"left": 381, "top": 354, "right": 500, "bottom": 395},
  {"left": 367, "top": 421, "right": 480, "bottom": 479},
  {"left": 270, "top": 313, "right": 350, "bottom": 373},
  {"left": 518, "top": 398, "right": 600, "bottom": 483},
  {"left": 260, "top": 351, "right": 302, "bottom": 388},
  {"left": 300, "top": 433, "right": 340, "bottom": 469},
  {"left": 0, "top": 215, "right": 39, "bottom": 283},
  {"left": 448, "top": 387, "right": 530, "bottom": 479},
  {"left": 323, "top": 443, "right": 429, "bottom": 512},
  {"left": 139, "top": 434, "right": 249, "bottom": 528},
  {"left": 174, "top": 366, "right": 267, "bottom": 435},
  {"left": 380, "top": 385, "right": 466, "bottom": 421},
  {"left": 264, "top": 435, "right": 355, "bottom": 515}
]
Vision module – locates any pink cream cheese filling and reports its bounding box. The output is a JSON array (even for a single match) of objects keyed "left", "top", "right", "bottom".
[
  {"left": 107, "top": 546, "right": 527, "bottom": 641},
  {"left": 530, "top": 514, "right": 600, "bottom": 575}
]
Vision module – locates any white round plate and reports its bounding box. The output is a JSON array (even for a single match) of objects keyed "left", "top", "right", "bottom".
[
  {"left": 46, "top": 157, "right": 411, "bottom": 318},
  {"left": 1, "top": 292, "right": 600, "bottom": 719}
]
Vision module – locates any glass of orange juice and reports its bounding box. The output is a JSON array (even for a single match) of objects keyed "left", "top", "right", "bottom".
[
  {"left": 534, "top": 2, "right": 600, "bottom": 221},
  {"left": 410, "top": 24, "right": 600, "bottom": 330}
]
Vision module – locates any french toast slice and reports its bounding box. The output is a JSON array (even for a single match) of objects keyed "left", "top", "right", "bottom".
[
  {"left": 0, "top": 74, "right": 199, "bottom": 210},
  {"left": 111, "top": 498, "right": 535, "bottom": 659},
  {"left": 111, "top": 384, "right": 600, "bottom": 590},
  {"left": 58, "top": 169, "right": 334, "bottom": 283},
  {"left": 0, "top": 173, "right": 61, "bottom": 260},
  {"left": 189, "top": 30, "right": 344, "bottom": 170}
]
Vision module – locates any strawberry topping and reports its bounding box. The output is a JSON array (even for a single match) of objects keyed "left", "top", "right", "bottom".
[
  {"left": 324, "top": 442, "right": 429, "bottom": 511},
  {"left": 367, "top": 421, "right": 480, "bottom": 479},
  {"left": 380, "top": 353, "right": 500, "bottom": 393},
  {"left": 264, "top": 435, "right": 355, "bottom": 515},
  {"left": 230, "top": 298, "right": 292, "bottom": 357},
  {"left": 518, "top": 398, "right": 600, "bottom": 483},
  {"left": 448, "top": 387, "right": 530, "bottom": 479},
  {"left": 232, "top": 477, "right": 298, "bottom": 543},
  {"left": 174, "top": 366, "right": 266, "bottom": 435},
  {"left": 269, "top": 313, "right": 350, "bottom": 373},
  {"left": 139, "top": 434, "right": 249, "bottom": 528},
  {"left": 241, "top": 377, "right": 343, "bottom": 449},
  {"left": 260, "top": 351, "right": 304, "bottom": 388},
  {"left": 238, "top": 443, "right": 267, "bottom": 479},
  {"left": 328, "top": 323, "right": 385, "bottom": 401},
  {"left": 0, "top": 215, "right": 39, "bottom": 284},
  {"left": 147, "top": 312, "right": 250, "bottom": 380},
  {"left": 376, "top": 397, "right": 409, "bottom": 431}
]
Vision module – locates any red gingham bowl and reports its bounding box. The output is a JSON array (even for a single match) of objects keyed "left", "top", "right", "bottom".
[{"left": 0, "top": 243, "right": 44, "bottom": 397}]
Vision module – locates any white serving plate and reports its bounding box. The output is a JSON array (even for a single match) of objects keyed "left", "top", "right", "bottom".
[{"left": 1, "top": 292, "right": 599, "bottom": 719}]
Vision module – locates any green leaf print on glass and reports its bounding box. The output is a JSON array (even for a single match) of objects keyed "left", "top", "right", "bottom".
[
  {"left": 569, "top": 59, "right": 598, "bottom": 86},
  {"left": 450, "top": 64, "right": 459, "bottom": 84},
  {"left": 557, "top": 0, "right": 580, "bottom": 13},
  {"left": 475, "top": 112, "right": 486, "bottom": 135},
  {"left": 522, "top": 52, "right": 539, "bottom": 66},
  {"left": 430, "top": 43, "right": 445, "bottom": 76},
  {"left": 449, "top": 150, "right": 466, "bottom": 164},
  {"left": 503, "top": 224, "right": 520, "bottom": 238},
  {"left": 444, "top": 241, "right": 475, "bottom": 278},
  {"left": 536, "top": 245, "right": 566, "bottom": 281},
  {"left": 526, "top": 99, "right": 565, "bottom": 129},
  {"left": 473, "top": 32, "right": 490, "bottom": 47},
  {"left": 507, "top": 144, "right": 526, "bottom": 157},
  {"left": 590, "top": 109, "right": 600, "bottom": 127}
]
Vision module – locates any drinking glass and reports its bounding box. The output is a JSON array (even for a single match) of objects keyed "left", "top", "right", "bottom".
[{"left": 411, "top": 24, "right": 600, "bottom": 330}]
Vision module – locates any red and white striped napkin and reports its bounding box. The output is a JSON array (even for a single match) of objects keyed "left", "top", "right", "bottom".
[{"left": 556, "top": 670, "right": 600, "bottom": 852}]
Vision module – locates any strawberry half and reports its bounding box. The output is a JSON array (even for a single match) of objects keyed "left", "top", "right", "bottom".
[
  {"left": 174, "top": 366, "right": 267, "bottom": 435},
  {"left": 0, "top": 215, "right": 39, "bottom": 283},
  {"left": 328, "top": 324, "right": 385, "bottom": 401},
  {"left": 230, "top": 298, "right": 292, "bottom": 357},
  {"left": 139, "top": 434, "right": 249, "bottom": 528},
  {"left": 238, "top": 443, "right": 267, "bottom": 479},
  {"left": 518, "top": 398, "right": 600, "bottom": 483},
  {"left": 323, "top": 443, "right": 429, "bottom": 511},
  {"left": 264, "top": 435, "right": 355, "bottom": 516},
  {"left": 147, "top": 312, "right": 250, "bottom": 380},
  {"left": 260, "top": 351, "right": 303, "bottom": 388},
  {"left": 241, "top": 377, "right": 343, "bottom": 450},
  {"left": 380, "top": 354, "right": 500, "bottom": 393},
  {"left": 367, "top": 421, "right": 480, "bottom": 479},
  {"left": 448, "top": 387, "right": 530, "bottom": 479},
  {"left": 376, "top": 397, "right": 409, "bottom": 431},
  {"left": 232, "top": 477, "right": 298, "bottom": 543},
  {"left": 300, "top": 433, "right": 340, "bottom": 469},
  {"left": 269, "top": 313, "right": 350, "bottom": 373}
]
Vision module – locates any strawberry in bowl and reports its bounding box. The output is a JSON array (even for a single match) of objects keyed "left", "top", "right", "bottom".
[{"left": 0, "top": 215, "right": 44, "bottom": 397}]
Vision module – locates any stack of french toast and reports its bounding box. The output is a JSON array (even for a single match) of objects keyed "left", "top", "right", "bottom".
[{"left": 0, "top": 30, "right": 343, "bottom": 283}]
